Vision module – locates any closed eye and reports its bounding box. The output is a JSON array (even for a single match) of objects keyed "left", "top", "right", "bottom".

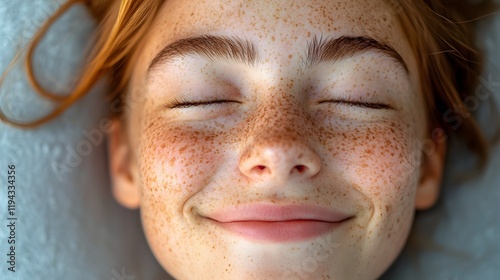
[
  {"left": 165, "top": 98, "right": 392, "bottom": 110},
  {"left": 164, "top": 98, "right": 239, "bottom": 109},
  {"left": 319, "top": 99, "right": 394, "bottom": 110}
]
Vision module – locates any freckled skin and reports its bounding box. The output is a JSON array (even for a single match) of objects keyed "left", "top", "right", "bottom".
[{"left": 122, "top": 0, "right": 429, "bottom": 279}]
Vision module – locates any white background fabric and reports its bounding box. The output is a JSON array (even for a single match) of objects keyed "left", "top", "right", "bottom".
[{"left": 0, "top": 1, "right": 498, "bottom": 279}]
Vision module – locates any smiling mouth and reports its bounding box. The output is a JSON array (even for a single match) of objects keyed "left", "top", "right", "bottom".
[
  {"left": 202, "top": 204, "right": 354, "bottom": 242},
  {"left": 209, "top": 219, "right": 351, "bottom": 242}
]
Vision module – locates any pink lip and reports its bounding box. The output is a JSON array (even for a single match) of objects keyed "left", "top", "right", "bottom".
[{"left": 204, "top": 204, "right": 353, "bottom": 242}]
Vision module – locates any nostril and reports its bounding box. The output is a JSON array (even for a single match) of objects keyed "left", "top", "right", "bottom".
[
  {"left": 294, "top": 165, "right": 307, "bottom": 173},
  {"left": 251, "top": 165, "right": 270, "bottom": 175}
]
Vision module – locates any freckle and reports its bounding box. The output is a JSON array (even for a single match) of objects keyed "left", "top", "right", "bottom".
[{"left": 169, "top": 157, "right": 177, "bottom": 165}]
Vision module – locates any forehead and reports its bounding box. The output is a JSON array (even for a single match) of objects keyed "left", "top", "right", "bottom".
[
  {"left": 128, "top": 0, "right": 422, "bottom": 103},
  {"left": 156, "top": 0, "right": 394, "bottom": 36},
  {"left": 138, "top": 0, "right": 414, "bottom": 66}
]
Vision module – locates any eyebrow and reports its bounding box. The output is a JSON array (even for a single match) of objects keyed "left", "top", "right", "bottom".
[{"left": 147, "top": 34, "right": 408, "bottom": 74}]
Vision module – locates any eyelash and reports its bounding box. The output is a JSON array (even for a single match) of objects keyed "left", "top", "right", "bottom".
[
  {"left": 319, "top": 99, "right": 393, "bottom": 110},
  {"left": 164, "top": 98, "right": 392, "bottom": 110},
  {"left": 164, "top": 98, "right": 237, "bottom": 108}
]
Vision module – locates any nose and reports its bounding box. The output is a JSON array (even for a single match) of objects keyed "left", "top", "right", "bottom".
[{"left": 239, "top": 134, "right": 321, "bottom": 182}]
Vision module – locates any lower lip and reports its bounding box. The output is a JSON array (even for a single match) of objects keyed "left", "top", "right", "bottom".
[{"left": 211, "top": 219, "right": 347, "bottom": 242}]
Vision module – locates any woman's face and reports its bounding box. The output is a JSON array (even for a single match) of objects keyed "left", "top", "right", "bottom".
[{"left": 109, "top": 0, "right": 445, "bottom": 279}]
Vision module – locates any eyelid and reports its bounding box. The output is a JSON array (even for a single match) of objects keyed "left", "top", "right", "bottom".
[
  {"left": 164, "top": 98, "right": 239, "bottom": 109},
  {"left": 165, "top": 98, "right": 393, "bottom": 110},
  {"left": 319, "top": 99, "right": 394, "bottom": 110}
]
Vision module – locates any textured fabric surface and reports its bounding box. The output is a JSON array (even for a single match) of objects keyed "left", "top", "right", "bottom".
[
  {"left": 0, "top": 1, "right": 498, "bottom": 280},
  {"left": 0, "top": 1, "right": 169, "bottom": 279}
]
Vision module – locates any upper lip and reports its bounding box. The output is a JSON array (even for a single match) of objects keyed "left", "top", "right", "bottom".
[{"left": 203, "top": 204, "right": 353, "bottom": 223}]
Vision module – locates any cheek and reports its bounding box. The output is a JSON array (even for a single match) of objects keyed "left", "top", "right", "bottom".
[
  {"left": 136, "top": 115, "right": 230, "bottom": 274},
  {"left": 323, "top": 119, "right": 420, "bottom": 208},
  {"left": 138, "top": 117, "right": 226, "bottom": 198},
  {"left": 321, "top": 118, "right": 420, "bottom": 263}
]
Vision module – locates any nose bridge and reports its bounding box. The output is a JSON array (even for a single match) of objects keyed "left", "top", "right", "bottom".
[{"left": 252, "top": 92, "right": 306, "bottom": 139}]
